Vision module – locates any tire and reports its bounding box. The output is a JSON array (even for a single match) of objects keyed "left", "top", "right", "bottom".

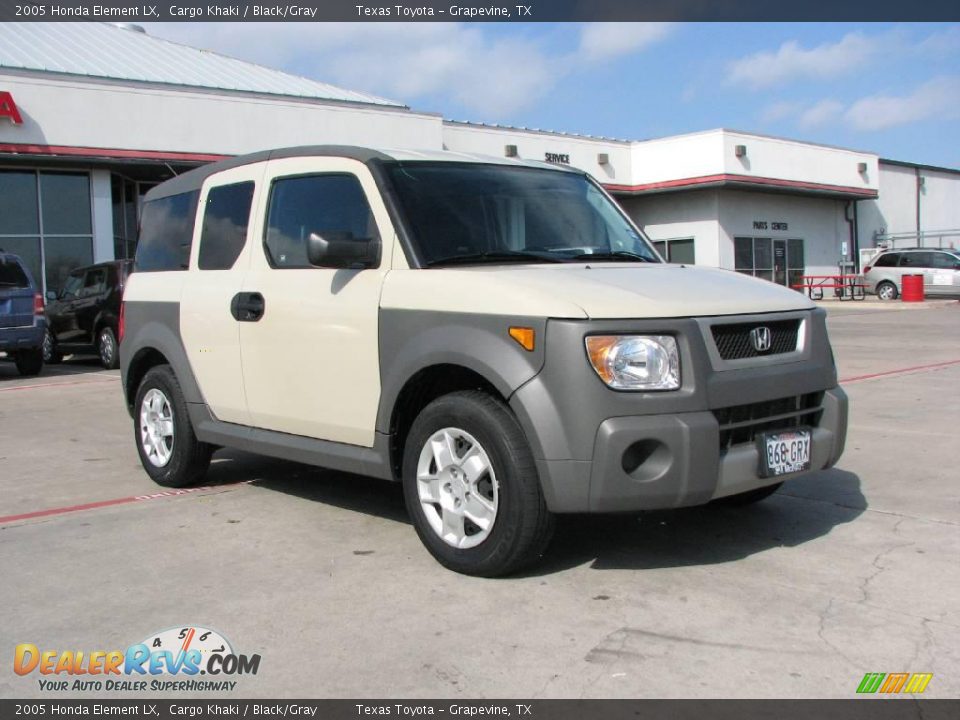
[
  {"left": 134, "top": 364, "right": 212, "bottom": 488},
  {"left": 42, "top": 329, "right": 62, "bottom": 364},
  {"left": 876, "top": 281, "right": 898, "bottom": 301},
  {"left": 14, "top": 348, "right": 43, "bottom": 376},
  {"left": 714, "top": 482, "right": 784, "bottom": 506},
  {"left": 402, "top": 390, "right": 554, "bottom": 577},
  {"left": 97, "top": 327, "right": 119, "bottom": 369}
]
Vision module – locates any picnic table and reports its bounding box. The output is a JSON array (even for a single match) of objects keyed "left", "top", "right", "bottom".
[{"left": 792, "top": 274, "right": 866, "bottom": 301}]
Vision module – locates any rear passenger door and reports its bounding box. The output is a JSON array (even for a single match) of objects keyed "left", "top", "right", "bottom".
[
  {"left": 180, "top": 165, "right": 262, "bottom": 425},
  {"left": 238, "top": 157, "right": 394, "bottom": 446},
  {"left": 927, "top": 251, "right": 960, "bottom": 296}
]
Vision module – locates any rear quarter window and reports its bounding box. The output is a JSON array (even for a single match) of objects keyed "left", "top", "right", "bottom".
[
  {"left": 198, "top": 182, "right": 255, "bottom": 271},
  {"left": 135, "top": 191, "right": 200, "bottom": 272},
  {"left": 0, "top": 258, "right": 31, "bottom": 288},
  {"left": 872, "top": 253, "right": 900, "bottom": 267}
]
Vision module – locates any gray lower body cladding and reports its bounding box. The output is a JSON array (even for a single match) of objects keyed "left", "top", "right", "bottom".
[
  {"left": 122, "top": 301, "right": 846, "bottom": 514},
  {"left": 508, "top": 311, "right": 847, "bottom": 512}
]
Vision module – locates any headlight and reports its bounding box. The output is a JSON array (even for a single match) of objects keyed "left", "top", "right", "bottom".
[{"left": 585, "top": 335, "right": 680, "bottom": 391}]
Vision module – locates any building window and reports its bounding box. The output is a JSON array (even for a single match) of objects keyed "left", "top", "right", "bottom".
[
  {"left": 735, "top": 236, "right": 805, "bottom": 287},
  {"left": 653, "top": 237, "right": 695, "bottom": 264},
  {"left": 0, "top": 169, "right": 94, "bottom": 294},
  {"left": 112, "top": 174, "right": 157, "bottom": 261}
]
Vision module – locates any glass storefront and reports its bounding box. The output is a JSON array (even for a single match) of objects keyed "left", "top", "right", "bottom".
[
  {"left": 734, "top": 236, "right": 805, "bottom": 288},
  {"left": 0, "top": 169, "right": 94, "bottom": 293}
]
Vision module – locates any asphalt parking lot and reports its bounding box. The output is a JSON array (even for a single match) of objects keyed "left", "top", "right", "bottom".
[{"left": 1, "top": 302, "right": 958, "bottom": 699}]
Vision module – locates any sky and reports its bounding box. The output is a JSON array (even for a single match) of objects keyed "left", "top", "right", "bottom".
[{"left": 145, "top": 22, "right": 960, "bottom": 168}]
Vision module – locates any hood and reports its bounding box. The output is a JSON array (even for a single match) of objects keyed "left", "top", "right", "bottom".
[{"left": 382, "top": 263, "right": 815, "bottom": 319}]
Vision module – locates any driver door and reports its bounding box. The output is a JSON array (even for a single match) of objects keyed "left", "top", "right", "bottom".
[{"left": 238, "top": 158, "right": 395, "bottom": 446}]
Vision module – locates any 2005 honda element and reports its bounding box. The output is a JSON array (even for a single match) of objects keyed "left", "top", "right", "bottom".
[{"left": 120, "top": 146, "right": 847, "bottom": 576}]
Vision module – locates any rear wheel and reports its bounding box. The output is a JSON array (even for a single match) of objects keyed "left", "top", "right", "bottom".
[
  {"left": 402, "top": 391, "right": 554, "bottom": 577},
  {"left": 876, "top": 281, "right": 898, "bottom": 301},
  {"left": 42, "top": 329, "right": 62, "bottom": 364},
  {"left": 98, "top": 327, "right": 119, "bottom": 369},
  {"left": 715, "top": 482, "right": 784, "bottom": 506},
  {"left": 134, "top": 365, "right": 211, "bottom": 487},
  {"left": 14, "top": 348, "right": 43, "bottom": 376}
]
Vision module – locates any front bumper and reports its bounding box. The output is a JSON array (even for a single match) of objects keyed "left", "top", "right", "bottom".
[{"left": 509, "top": 311, "right": 847, "bottom": 513}]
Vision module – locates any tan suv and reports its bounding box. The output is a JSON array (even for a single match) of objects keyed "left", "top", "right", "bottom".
[{"left": 120, "top": 146, "right": 848, "bottom": 576}]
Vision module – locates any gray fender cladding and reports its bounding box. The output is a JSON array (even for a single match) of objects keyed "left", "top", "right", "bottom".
[
  {"left": 375, "top": 308, "right": 547, "bottom": 433},
  {"left": 120, "top": 301, "right": 204, "bottom": 409}
]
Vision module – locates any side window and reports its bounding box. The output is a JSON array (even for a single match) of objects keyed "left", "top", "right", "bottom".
[
  {"left": 929, "top": 252, "right": 958, "bottom": 269},
  {"left": 901, "top": 252, "right": 935, "bottom": 268},
  {"left": 60, "top": 271, "right": 84, "bottom": 299},
  {"left": 198, "top": 182, "right": 255, "bottom": 271},
  {"left": 264, "top": 174, "right": 378, "bottom": 269},
  {"left": 135, "top": 190, "right": 200, "bottom": 272},
  {"left": 79, "top": 268, "right": 107, "bottom": 297},
  {"left": 873, "top": 253, "right": 900, "bottom": 267}
]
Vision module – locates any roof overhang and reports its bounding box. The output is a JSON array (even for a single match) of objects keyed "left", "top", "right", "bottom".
[{"left": 605, "top": 173, "right": 878, "bottom": 200}]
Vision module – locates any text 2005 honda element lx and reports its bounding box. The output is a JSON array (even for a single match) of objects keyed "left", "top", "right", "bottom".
[{"left": 121, "top": 146, "right": 847, "bottom": 576}]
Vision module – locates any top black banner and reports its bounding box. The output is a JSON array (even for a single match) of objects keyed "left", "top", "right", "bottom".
[{"left": 1, "top": 0, "right": 959, "bottom": 22}]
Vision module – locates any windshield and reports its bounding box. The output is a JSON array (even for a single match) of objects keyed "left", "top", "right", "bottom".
[{"left": 385, "top": 162, "right": 661, "bottom": 266}]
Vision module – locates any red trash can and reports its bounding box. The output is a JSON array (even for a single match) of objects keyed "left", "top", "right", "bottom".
[{"left": 901, "top": 274, "right": 925, "bottom": 302}]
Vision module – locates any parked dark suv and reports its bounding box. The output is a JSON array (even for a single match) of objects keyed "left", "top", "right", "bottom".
[
  {"left": 0, "top": 251, "right": 45, "bottom": 376},
  {"left": 44, "top": 260, "right": 132, "bottom": 369}
]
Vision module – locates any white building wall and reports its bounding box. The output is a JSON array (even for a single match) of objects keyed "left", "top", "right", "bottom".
[
  {"left": 619, "top": 190, "right": 722, "bottom": 266},
  {"left": 720, "top": 131, "right": 878, "bottom": 191},
  {"left": 630, "top": 132, "right": 723, "bottom": 185},
  {"left": 718, "top": 190, "right": 849, "bottom": 277},
  {"left": 0, "top": 72, "right": 444, "bottom": 155},
  {"left": 919, "top": 169, "right": 960, "bottom": 249},
  {"left": 859, "top": 164, "right": 918, "bottom": 244},
  {"left": 441, "top": 122, "right": 632, "bottom": 184}
]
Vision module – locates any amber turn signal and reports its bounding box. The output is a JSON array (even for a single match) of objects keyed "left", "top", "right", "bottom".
[{"left": 509, "top": 326, "right": 535, "bottom": 351}]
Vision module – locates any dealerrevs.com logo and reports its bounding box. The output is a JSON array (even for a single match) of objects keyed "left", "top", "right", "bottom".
[{"left": 14, "top": 626, "right": 261, "bottom": 692}]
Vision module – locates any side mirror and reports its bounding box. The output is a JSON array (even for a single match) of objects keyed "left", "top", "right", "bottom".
[
  {"left": 46, "top": 290, "right": 58, "bottom": 301},
  {"left": 307, "top": 231, "right": 378, "bottom": 269}
]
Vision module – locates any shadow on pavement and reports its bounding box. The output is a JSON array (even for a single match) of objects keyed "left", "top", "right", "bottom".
[
  {"left": 206, "top": 449, "right": 409, "bottom": 524},
  {"left": 211, "top": 448, "right": 865, "bottom": 576},
  {"left": 0, "top": 354, "right": 111, "bottom": 382},
  {"left": 525, "top": 469, "right": 865, "bottom": 576}
]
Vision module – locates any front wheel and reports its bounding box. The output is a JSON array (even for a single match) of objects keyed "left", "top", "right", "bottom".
[
  {"left": 14, "top": 348, "right": 43, "bottom": 376},
  {"left": 98, "top": 327, "right": 119, "bottom": 369},
  {"left": 134, "top": 365, "right": 212, "bottom": 487},
  {"left": 402, "top": 391, "right": 554, "bottom": 577},
  {"left": 876, "top": 281, "right": 898, "bottom": 301}
]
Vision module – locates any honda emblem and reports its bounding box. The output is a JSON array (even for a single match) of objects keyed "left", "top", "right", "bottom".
[{"left": 750, "top": 326, "right": 772, "bottom": 352}]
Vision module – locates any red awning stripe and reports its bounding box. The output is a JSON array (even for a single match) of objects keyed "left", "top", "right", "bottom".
[
  {"left": 0, "top": 141, "right": 229, "bottom": 163},
  {"left": 604, "top": 173, "right": 878, "bottom": 198}
]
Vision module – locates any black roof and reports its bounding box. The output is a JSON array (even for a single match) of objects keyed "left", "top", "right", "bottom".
[{"left": 145, "top": 146, "right": 394, "bottom": 201}]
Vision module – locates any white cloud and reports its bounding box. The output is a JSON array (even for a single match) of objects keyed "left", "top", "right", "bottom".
[
  {"left": 727, "top": 32, "right": 881, "bottom": 89},
  {"left": 577, "top": 23, "right": 672, "bottom": 64},
  {"left": 145, "top": 22, "right": 670, "bottom": 118},
  {"left": 844, "top": 76, "right": 960, "bottom": 131},
  {"left": 798, "top": 99, "right": 844, "bottom": 129}
]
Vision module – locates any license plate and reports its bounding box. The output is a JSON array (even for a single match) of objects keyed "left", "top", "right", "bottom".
[{"left": 758, "top": 428, "right": 811, "bottom": 478}]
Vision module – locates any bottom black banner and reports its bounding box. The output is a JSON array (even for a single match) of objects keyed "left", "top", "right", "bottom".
[{"left": 2, "top": 700, "right": 959, "bottom": 720}]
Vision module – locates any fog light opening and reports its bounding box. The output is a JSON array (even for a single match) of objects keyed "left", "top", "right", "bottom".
[{"left": 621, "top": 439, "right": 672, "bottom": 482}]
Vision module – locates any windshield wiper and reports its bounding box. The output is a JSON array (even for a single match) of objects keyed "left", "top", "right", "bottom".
[
  {"left": 427, "top": 251, "right": 566, "bottom": 267},
  {"left": 568, "top": 250, "right": 656, "bottom": 263}
]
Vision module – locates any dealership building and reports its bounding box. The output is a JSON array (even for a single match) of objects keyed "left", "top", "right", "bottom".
[{"left": 2, "top": 22, "right": 959, "bottom": 294}]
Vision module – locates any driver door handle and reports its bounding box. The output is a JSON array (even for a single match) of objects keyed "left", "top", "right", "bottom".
[{"left": 231, "top": 292, "right": 265, "bottom": 322}]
